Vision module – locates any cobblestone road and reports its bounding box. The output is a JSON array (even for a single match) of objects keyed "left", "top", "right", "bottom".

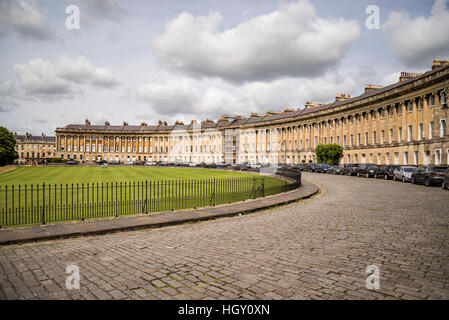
[{"left": 1, "top": 172, "right": 448, "bottom": 300}]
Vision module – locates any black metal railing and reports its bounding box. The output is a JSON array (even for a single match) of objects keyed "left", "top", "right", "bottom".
[{"left": 0, "top": 171, "right": 300, "bottom": 228}]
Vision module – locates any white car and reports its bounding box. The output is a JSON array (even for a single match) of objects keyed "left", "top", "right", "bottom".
[
  {"left": 393, "top": 166, "right": 418, "bottom": 182},
  {"left": 145, "top": 161, "right": 156, "bottom": 166}
]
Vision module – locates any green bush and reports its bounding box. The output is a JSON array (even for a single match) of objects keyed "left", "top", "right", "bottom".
[{"left": 315, "top": 144, "right": 343, "bottom": 165}]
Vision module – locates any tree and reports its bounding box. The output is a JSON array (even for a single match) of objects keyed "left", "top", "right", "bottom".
[
  {"left": 315, "top": 144, "right": 343, "bottom": 165},
  {"left": 0, "top": 127, "right": 18, "bottom": 166}
]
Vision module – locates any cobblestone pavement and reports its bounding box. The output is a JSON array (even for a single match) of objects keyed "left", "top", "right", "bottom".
[{"left": 1, "top": 172, "right": 448, "bottom": 300}]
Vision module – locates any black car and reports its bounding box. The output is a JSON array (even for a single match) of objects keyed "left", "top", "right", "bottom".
[
  {"left": 327, "top": 165, "right": 343, "bottom": 174},
  {"left": 411, "top": 166, "right": 448, "bottom": 186},
  {"left": 379, "top": 165, "right": 400, "bottom": 180},
  {"left": 157, "top": 161, "right": 169, "bottom": 166},
  {"left": 66, "top": 161, "right": 78, "bottom": 165},
  {"left": 307, "top": 163, "right": 322, "bottom": 172},
  {"left": 293, "top": 164, "right": 306, "bottom": 171},
  {"left": 356, "top": 164, "right": 379, "bottom": 178},
  {"left": 316, "top": 163, "right": 331, "bottom": 173},
  {"left": 97, "top": 159, "right": 108, "bottom": 165},
  {"left": 341, "top": 163, "right": 359, "bottom": 176}
]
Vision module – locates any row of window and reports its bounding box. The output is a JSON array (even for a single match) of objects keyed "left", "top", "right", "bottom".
[
  {"left": 344, "top": 149, "right": 448, "bottom": 166},
  {"left": 58, "top": 119, "right": 447, "bottom": 155}
]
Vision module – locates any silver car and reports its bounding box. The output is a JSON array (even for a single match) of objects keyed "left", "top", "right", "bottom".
[{"left": 393, "top": 166, "right": 418, "bottom": 182}]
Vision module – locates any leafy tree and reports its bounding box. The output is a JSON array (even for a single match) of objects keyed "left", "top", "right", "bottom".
[
  {"left": 0, "top": 127, "right": 18, "bottom": 166},
  {"left": 315, "top": 144, "right": 343, "bottom": 165}
]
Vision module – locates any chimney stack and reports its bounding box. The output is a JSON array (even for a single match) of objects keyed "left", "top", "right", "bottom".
[
  {"left": 364, "top": 84, "right": 382, "bottom": 93},
  {"left": 399, "top": 72, "right": 421, "bottom": 82},
  {"left": 304, "top": 102, "right": 322, "bottom": 110},
  {"left": 432, "top": 59, "right": 449, "bottom": 70},
  {"left": 335, "top": 93, "right": 350, "bottom": 102}
]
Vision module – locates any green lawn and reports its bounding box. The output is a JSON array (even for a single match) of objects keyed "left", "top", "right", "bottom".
[
  {"left": 0, "top": 166, "right": 288, "bottom": 227},
  {"left": 0, "top": 166, "right": 265, "bottom": 186}
]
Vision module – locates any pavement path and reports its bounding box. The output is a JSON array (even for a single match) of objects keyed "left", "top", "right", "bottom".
[{"left": 1, "top": 172, "right": 448, "bottom": 300}]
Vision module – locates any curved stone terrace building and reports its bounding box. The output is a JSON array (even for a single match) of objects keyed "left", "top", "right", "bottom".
[{"left": 56, "top": 60, "right": 449, "bottom": 166}]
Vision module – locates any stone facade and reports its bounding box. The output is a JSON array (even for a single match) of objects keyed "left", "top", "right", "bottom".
[
  {"left": 55, "top": 60, "right": 449, "bottom": 166},
  {"left": 14, "top": 133, "right": 56, "bottom": 164}
]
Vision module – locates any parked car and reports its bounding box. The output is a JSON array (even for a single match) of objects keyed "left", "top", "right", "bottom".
[
  {"left": 145, "top": 161, "right": 156, "bottom": 166},
  {"left": 341, "top": 163, "right": 360, "bottom": 176},
  {"left": 392, "top": 166, "right": 418, "bottom": 182},
  {"left": 66, "top": 161, "right": 78, "bottom": 165},
  {"left": 124, "top": 161, "right": 134, "bottom": 165},
  {"left": 327, "top": 165, "right": 343, "bottom": 175},
  {"left": 97, "top": 159, "right": 107, "bottom": 165},
  {"left": 215, "top": 162, "right": 228, "bottom": 168},
  {"left": 379, "top": 165, "right": 400, "bottom": 180},
  {"left": 315, "top": 163, "right": 331, "bottom": 173},
  {"left": 442, "top": 168, "right": 449, "bottom": 190},
  {"left": 158, "top": 161, "right": 169, "bottom": 166},
  {"left": 356, "top": 164, "right": 379, "bottom": 178},
  {"left": 293, "top": 164, "right": 306, "bottom": 171},
  {"left": 307, "top": 163, "right": 322, "bottom": 172},
  {"left": 411, "top": 166, "right": 449, "bottom": 186}
]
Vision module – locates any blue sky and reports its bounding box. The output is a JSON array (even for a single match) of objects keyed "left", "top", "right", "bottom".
[{"left": 0, "top": 0, "right": 448, "bottom": 135}]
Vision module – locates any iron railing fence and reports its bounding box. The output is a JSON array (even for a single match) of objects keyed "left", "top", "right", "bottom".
[{"left": 0, "top": 172, "right": 300, "bottom": 228}]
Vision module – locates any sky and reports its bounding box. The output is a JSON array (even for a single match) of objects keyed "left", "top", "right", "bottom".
[{"left": 0, "top": 0, "right": 448, "bottom": 135}]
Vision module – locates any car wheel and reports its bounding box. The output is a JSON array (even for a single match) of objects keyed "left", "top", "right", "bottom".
[
  {"left": 384, "top": 175, "right": 388, "bottom": 180},
  {"left": 442, "top": 181, "right": 447, "bottom": 190},
  {"left": 425, "top": 178, "right": 430, "bottom": 187},
  {"left": 411, "top": 176, "right": 416, "bottom": 184},
  {"left": 402, "top": 176, "right": 406, "bottom": 183},
  {"left": 366, "top": 173, "right": 370, "bottom": 178},
  {"left": 357, "top": 172, "right": 360, "bottom": 177},
  {"left": 374, "top": 173, "right": 378, "bottom": 179},
  {"left": 393, "top": 175, "right": 396, "bottom": 181}
]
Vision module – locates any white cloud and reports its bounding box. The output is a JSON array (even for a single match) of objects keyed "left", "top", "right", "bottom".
[
  {"left": 152, "top": 0, "right": 360, "bottom": 83},
  {"left": 69, "top": 0, "right": 128, "bottom": 26},
  {"left": 0, "top": 0, "right": 54, "bottom": 40},
  {"left": 134, "top": 67, "right": 373, "bottom": 121},
  {"left": 383, "top": 0, "right": 449, "bottom": 66},
  {"left": 31, "top": 114, "right": 48, "bottom": 123},
  {"left": 381, "top": 72, "right": 400, "bottom": 86},
  {"left": 0, "top": 80, "right": 20, "bottom": 112},
  {"left": 13, "top": 55, "right": 120, "bottom": 101},
  {"left": 136, "top": 78, "right": 202, "bottom": 114}
]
